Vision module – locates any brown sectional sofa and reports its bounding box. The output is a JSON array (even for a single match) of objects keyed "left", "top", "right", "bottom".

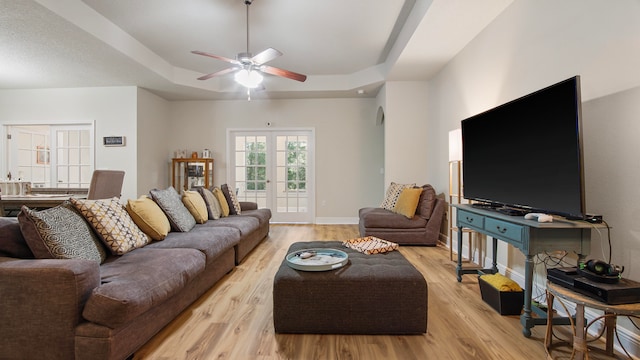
[
  {"left": 0, "top": 202, "right": 270, "bottom": 360},
  {"left": 358, "top": 184, "right": 445, "bottom": 245}
]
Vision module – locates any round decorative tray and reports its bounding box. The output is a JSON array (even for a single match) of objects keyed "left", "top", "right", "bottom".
[{"left": 285, "top": 248, "right": 349, "bottom": 271}]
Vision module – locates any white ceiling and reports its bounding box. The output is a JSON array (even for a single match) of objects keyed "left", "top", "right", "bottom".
[{"left": 0, "top": 0, "right": 513, "bottom": 100}]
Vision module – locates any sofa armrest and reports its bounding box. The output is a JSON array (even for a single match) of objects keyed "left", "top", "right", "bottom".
[
  {"left": 0, "top": 257, "right": 101, "bottom": 359},
  {"left": 240, "top": 201, "right": 258, "bottom": 211}
]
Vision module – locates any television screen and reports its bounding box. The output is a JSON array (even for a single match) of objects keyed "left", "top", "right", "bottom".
[{"left": 461, "top": 76, "right": 585, "bottom": 219}]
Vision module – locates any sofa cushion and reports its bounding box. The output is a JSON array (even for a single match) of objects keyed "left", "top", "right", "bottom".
[
  {"left": 380, "top": 182, "right": 416, "bottom": 211},
  {"left": 221, "top": 184, "right": 242, "bottom": 215},
  {"left": 238, "top": 208, "right": 272, "bottom": 228},
  {"left": 70, "top": 197, "right": 150, "bottom": 256},
  {"left": 212, "top": 187, "right": 230, "bottom": 217},
  {"left": 149, "top": 187, "right": 196, "bottom": 232},
  {"left": 392, "top": 188, "right": 423, "bottom": 219},
  {"left": 197, "top": 187, "right": 222, "bottom": 220},
  {"left": 0, "top": 217, "right": 34, "bottom": 258},
  {"left": 82, "top": 247, "right": 205, "bottom": 328},
  {"left": 182, "top": 190, "right": 208, "bottom": 224},
  {"left": 199, "top": 215, "right": 259, "bottom": 236},
  {"left": 145, "top": 225, "right": 240, "bottom": 263},
  {"left": 126, "top": 196, "right": 171, "bottom": 241},
  {"left": 17, "top": 202, "right": 107, "bottom": 263},
  {"left": 359, "top": 207, "right": 427, "bottom": 229},
  {"left": 415, "top": 184, "right": 438, "bottom": 219}
]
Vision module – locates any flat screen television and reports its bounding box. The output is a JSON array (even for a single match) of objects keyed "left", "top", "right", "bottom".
[{"left": 461, "top": 76, "right": 585, "bottom": 219}]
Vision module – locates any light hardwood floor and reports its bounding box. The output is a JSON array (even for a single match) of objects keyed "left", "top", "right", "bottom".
[{"left": 133, "top": 224, "right": 616, "bottom": 360}]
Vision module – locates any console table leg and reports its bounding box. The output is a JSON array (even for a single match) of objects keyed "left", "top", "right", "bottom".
[
  {"left": 456, "top": 225, "right": 463, "bottom": 282},
  {"left": 491, "top": 237, "right": 498, "bottom": 273},
  {"left": 521, "top": 254, "right": 535, "bottom": 337}
]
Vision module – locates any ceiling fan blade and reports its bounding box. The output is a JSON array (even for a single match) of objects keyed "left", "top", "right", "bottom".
[
  {"left": 260, "top": 65, "right": 307, "bottom": 82},
  {"left": 197, "top": 67, "right": 238, "bottom": 81},
  {"left": 191, "top": 50, "right": 240, "bottom": 65},
  {"left": 251, "top": 48, "right": 282, "bottom": 65}
]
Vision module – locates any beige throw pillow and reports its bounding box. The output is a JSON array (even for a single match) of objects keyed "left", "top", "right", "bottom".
[
  {"left": 71, "top": 197, "right": 150, "bottom": 255},
  {"left": 381, "top": 182, "right": 416, "bottom": 210},
  {"left": 198, "top": 187, "right": 222, "bottom": 220},
  {"left": 213, "top": 187, "right": 230, "bottom": 217}
]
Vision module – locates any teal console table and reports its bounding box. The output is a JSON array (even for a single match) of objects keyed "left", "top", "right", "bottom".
[{"left": 453, "top": 204, "right": 595, "bottom": 337}]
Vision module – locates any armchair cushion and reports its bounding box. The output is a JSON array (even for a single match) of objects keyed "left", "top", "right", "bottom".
[{"left": 415, "top": 184, "right": 438, "bottom": 219}]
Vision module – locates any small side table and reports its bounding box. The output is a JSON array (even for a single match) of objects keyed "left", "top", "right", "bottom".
[{"left": 545, "top": 281, "right": 640, "bottom": 359}]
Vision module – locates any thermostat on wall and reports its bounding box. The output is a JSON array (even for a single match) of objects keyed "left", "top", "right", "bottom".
[{"left": 103, "top": 136, "right": 126, "bottom": 147}]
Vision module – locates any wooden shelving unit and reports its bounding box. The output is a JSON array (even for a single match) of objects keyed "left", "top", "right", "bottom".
[
  {"left": 171, "top": 158, "right": 213, "bottom": 192},
  {"left": 448, "top": 160, "right": 483, "bottom": 263}
]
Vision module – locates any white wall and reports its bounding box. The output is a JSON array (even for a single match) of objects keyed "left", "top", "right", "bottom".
[
  {"left": 136, "top": 88, "right": 171, "bottom": 196},
  {"left": 425, "top": 0, "right": 640, "bottom": 348},
  {"left": 167, "top": 98, "right": 384, "bottom": 222},
  {"left": 380, "top": 82, "right": 431, "bottom": 188},
  {"left": 0, "top": 87, "right": 139, "bottom": 200}
]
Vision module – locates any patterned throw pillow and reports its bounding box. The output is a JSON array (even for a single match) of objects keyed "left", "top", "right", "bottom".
[
  {"left": 182, "top": 190, "right": 208, "bottom": 224},
  {"left": 126, "top": 196, "right": 171, "bottom": 241},
  {"left": 197, "top": 187, "right": 222, "bottom": 220},
  {"left": 380, "top": 182, "right": 416, "bottom": 211},
  {"left": 17, "top": 202, "right": 107, "bottom": 263},
  {"left": 70, "top": 197, "right": 150, "bottom": 255},
  {"left": 212, "top": 187, "right": 230, "bottom": 217},
  {"left": 221, "top": 184, "right": 242, "bottom": 215},
  {"left": 149, "top": 187, "right": 196, "bottom": 232}
]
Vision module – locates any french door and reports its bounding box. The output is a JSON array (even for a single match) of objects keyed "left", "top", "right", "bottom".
[
  {"left": 229, "top": 129, "right": 314, "bottom": 223},
  {"left": 5, "top": 124, "right": 94, "bottom": 188}
]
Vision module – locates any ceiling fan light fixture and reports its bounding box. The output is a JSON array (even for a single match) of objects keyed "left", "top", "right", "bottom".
[{"left": 235, "top": 69, "right": 263, "bottom": 88}]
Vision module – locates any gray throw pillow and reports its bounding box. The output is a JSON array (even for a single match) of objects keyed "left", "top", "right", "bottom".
[
  {"left": 149, "top": 187, "right": 196, "bottom": 232},
  {"left": 197, "top": 187, "right": 222, "bottom": 220},
  {"left": 17, "top": 202, "right": 107, "bottom": 263}
]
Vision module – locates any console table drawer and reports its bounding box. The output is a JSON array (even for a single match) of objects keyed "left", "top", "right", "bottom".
[
  {"left": 458, "top": 210, "right": 484, "bottom": 229},
  {"left": 485, "top": 218, "right": 524, "bottom": 244}
]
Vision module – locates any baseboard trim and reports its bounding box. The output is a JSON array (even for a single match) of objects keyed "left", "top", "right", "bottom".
[{"left": 315, "top": 217, "right": 359, "bottom": 225}]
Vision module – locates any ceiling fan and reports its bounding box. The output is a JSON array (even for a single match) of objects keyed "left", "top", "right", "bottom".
[{"left": 191, "top": 0, "right": 307, "bottom": 89}]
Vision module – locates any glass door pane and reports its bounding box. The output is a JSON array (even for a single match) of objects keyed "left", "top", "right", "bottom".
[{"left": 230, "top": 130, "right": 314, "bottom": 223}]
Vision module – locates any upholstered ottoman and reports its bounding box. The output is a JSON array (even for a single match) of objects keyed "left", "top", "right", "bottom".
[{"left": 273, "top": 241, "right": 427, "bottom": 334}]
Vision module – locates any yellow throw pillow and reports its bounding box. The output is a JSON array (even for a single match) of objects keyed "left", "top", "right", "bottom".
[
  {"left": 182, "top": 191, "right": 208, "bottom": 224},
  {"left": 213, "top": 187, "right": 230, "bottom": 217},
  {"left": 393, "top": 188, "right": 423, "bottom": 219},
  {"left": 126, "top": 196, "right": 171, "bottom": 241}
]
